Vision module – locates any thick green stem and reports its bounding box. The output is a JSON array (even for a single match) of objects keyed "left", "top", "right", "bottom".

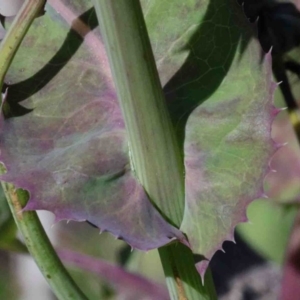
[
  {"left": 159, "top": 244, "right": 217, "bottom": 300},
  {"left": 0, "top": 1, "right": 87, "bottom": 299},
  {"left": 93, "top": 0, "right": 216, "bottom": 299},
  {"left": 1, "top": 181, "right": 87, "bottom": 300},
  {"left": 93, "top": 0, "right": 183, "bottom": 227}
]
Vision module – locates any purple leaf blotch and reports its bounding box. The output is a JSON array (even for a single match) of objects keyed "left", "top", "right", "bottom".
[{"left": 0, "top": 0, "right": 185, "bottom": 251}]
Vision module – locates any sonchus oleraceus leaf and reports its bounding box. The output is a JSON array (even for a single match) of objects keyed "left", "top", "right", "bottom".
[
  {"left": 0, "top": 0, "right": 186, "bottom": 251},
  {"left": 0, "top": 0, "right": 277, "bottom": 277}
]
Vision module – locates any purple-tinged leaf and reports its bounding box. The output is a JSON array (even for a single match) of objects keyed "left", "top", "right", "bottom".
[
  {"left": 0, "top": 0, "right": 185, "bottom": 251},
  {"left": 0, "top": 0, "right": 278, "bottom": 277},
  {"left": 58, "top": 249, "right": 169, "bottom": 300},
  {"left": 266, "top": 109, "right": 300, "bottom": 203},
  {"left": 157, "top": 0, "right": 277, "bottom": 277}
]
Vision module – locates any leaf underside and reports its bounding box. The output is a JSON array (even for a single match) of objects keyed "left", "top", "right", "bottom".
[{"left": 0, "top": 0, "right": 276, "bottom": 275}]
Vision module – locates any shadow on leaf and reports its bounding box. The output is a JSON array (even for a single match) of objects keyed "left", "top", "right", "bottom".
[
  {"left": 164, "top": 0, "right": 249, "bottom": 147},
  {"left": 4, "top": 7, "right": 98, "bottom": 118}
]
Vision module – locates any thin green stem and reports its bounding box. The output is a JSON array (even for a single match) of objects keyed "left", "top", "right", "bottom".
[
  {"left": 92, "top": 1, "right": 216, "bottom": 299},
  {"left": 1, "top": 179, "right": 87, "bottom": 300},
  {"left": 0, "top": 1, "right": 87, "bottom": 299},
  {"left": 0, "top": 0, "right": 45, "bottom": 87}
]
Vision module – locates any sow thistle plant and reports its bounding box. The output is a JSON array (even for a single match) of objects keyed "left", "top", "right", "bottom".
[{"left": 0, "top": 0, "right": 284, "bottom": 299}]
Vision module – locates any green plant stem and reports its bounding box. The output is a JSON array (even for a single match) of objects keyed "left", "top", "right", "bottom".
[
  {"left": 93, "top": 0, "right": 184, "bottom": 227},
  {"left": 0, "top": 0, "right": 45, "bottom": 87},
  {"left": 0, "top": 1, "right": 87, "bottom": 299},
  {"left": 1, "top": 180, "right": 87, "bottom": 300},
  {"left": 159, "top": 243, "right": 217, "bottom": 300},
  {"left": 93, "top": 1, "right": 216, "bottom": 299}
]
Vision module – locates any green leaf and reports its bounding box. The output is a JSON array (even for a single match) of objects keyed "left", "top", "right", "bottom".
[
  {"left": 0, "top": 0, "right": 276, "bottom": 278},
  {"left": 164, "top": 0, "right": 276, "bottom": 276},
  {"left": 0, "top": 1, "right": 185, "bottom": 251},
  {"left": 238, "top": 200, "right": 298, "bottom": 264}
]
